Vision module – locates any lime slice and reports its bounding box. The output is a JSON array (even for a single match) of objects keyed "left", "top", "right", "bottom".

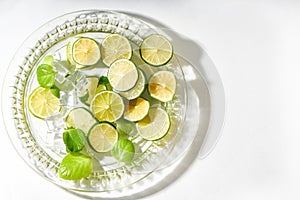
[
  {"left": 101, "top": 34, "right": 132, "bottom": 66},
  {"left": 118, "top": 69, "right": 145, "bottom": 100},
  {"left": 72, "top": 37, "right": 100, "bottom": 67},
  {"left": 90, "top": 91, "right": 124, "bottom": 122},
  {"left": 140, "top": 34, "right": 173, "bottom": 66},
  {"left": 137, "top": 107, "right": 170, "bottom": 140},
  {"left": 108, "top": 59, "right": 138, "bottom": 92},
  {"left": 148, "top": 71, "right": 176, "bottom": 102},
  {"left": 124, "top": 97, "right": 150, "bottom": 122},
  {"left": 28, "top": 87, "right": 60, "bottom": 119},
  {"left": 66, "top": 42, "right": 76, "bottom": 66},
  {"left": 95, "top": 84, "right": 107, "bottom": 94},
  {"left": 65, "top": 107, "right": 98, "bottom": 135},
  {"left": 78, "top": 77, "right": 99, "bottom": 105},
  {"left": 88, "top": 123, "right": 118, "bottom": 152}
]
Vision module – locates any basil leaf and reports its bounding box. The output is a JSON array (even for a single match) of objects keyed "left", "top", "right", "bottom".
[
  {"left": 58, "top": 153, "right": 92, "bottom": 180},
  {"left": 36, "top": 64, "right": 56, "bottom": 88},
  {"left": 63, "top": 128, "right": 86, "bottom": 152},
  {"left": 50, "top": 85, "right": 60, "bottom": 98},
  {"left": 111, "top": 139, "right": 135, "bottom": 163},
  {"left": 98, "top": 76, "right": 109, "bottom": 85},
  {"left": 43, "top": 55, "right": 54, "bottom": 65}
]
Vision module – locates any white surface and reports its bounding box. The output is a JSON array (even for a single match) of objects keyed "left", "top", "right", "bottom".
[{"left": 0, "top": 0, "right": 299, "bottom": 199}]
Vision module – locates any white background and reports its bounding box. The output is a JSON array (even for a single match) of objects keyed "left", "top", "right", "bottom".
[{"left": 0, "top": 0, "right": 299, "bottom": 199}]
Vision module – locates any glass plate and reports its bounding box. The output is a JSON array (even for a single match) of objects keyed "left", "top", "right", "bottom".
[{"left": 2, "top": 10, "right": 225, "bottom": 198}]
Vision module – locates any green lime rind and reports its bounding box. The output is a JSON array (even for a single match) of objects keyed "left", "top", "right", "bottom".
[{"left": 66, "top": 42, "right": 76, "bottom": 66}]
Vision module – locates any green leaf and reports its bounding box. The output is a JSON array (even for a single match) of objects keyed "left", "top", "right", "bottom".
[
  {"left": 50, "top": 85, "right": 60, "bottom": 98},
  {"left": 79, "top": 89, "right": 89, "bottom": 103},
  {"left": 98, "top": 76, "right": 109, "bottom": 85},
  {"left": 111, "top": 139, "right": 135, "bottom": 163},
  {"left": 58, "top": 153, "right": 92, "bottom": 180},
  {"left": 63, "top": 128, "right": 86, "bottom": 152},
  {"left": 36, "top": 64, "right": 56, "bottom": 88},
  {"left": 43, "top": 55, "right": 54, "bottom": 65}
]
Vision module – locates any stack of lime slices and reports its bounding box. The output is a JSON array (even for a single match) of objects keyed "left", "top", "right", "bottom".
[{"left": 28, "top": 33, "right": 177, "bottom": 180}]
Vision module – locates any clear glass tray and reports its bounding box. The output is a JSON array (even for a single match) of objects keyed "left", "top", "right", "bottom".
[{"left": 2, "top": 10, "right": 225, "bottom": 198}]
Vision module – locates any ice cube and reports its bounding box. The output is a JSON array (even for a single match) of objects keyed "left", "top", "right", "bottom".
[
  {"left": 53, "top": 61, "right": 69, "bottom": 81},
  {"left": 66, "top": 70, "right": 88, "bottom": 94},
  {"left": 55, "top": 78, "right": 75, "bottom": 92},
  {"left": 44, "top": 110, "right": 66, "bottom": 147},
  {"left": 59, "top": 90, "right": 78, "bottom": 107}
]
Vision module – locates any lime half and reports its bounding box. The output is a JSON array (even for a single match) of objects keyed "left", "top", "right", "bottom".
[
  {"left": 140, "top": 34, "right": 173, "bottom": 66},
  {"left": 137, "top": 107, "right": 170, "bottom": 140},
  {"left": 28, "top": 87, "right": 60, "bottom": 119}
]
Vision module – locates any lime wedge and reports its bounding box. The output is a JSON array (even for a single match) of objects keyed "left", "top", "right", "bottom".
[
  {"left": 65, "top": 107, "right": 98, "bottom": 135},
  {"left": 118, "top": 69, "right": 145, "bottom": 100},
  {"left": 140, "top": 34, "right": 173, "bottom": 66},
  {"left": 137, "top": 107, "right": 170, "bottom": 140},
  {"left": 88, "top": 123, "right": 118, "bottom": 152},
  {"left": 28, "top": 86, "right": 60, "bottom": 119},
  {"left": 108, "top": 59, "right": 138, "bottom": 92},
  {"left": 124, "top": 97, "right": 150, "bottom": 122},
  {"left": 148, "top": 71, "right": 176, "bottom": 102},
  {"left": 101, "top": 34, "right": 132, "bottom": 66},
  {"left": 72, "top": 37, "right": 100, "bottom": 67},
  {"left": 78, "top": 77, "right": 99, "bottom": 105},
  {"left": 90, "top": 91, "right": 124, "bottom": 122}
]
